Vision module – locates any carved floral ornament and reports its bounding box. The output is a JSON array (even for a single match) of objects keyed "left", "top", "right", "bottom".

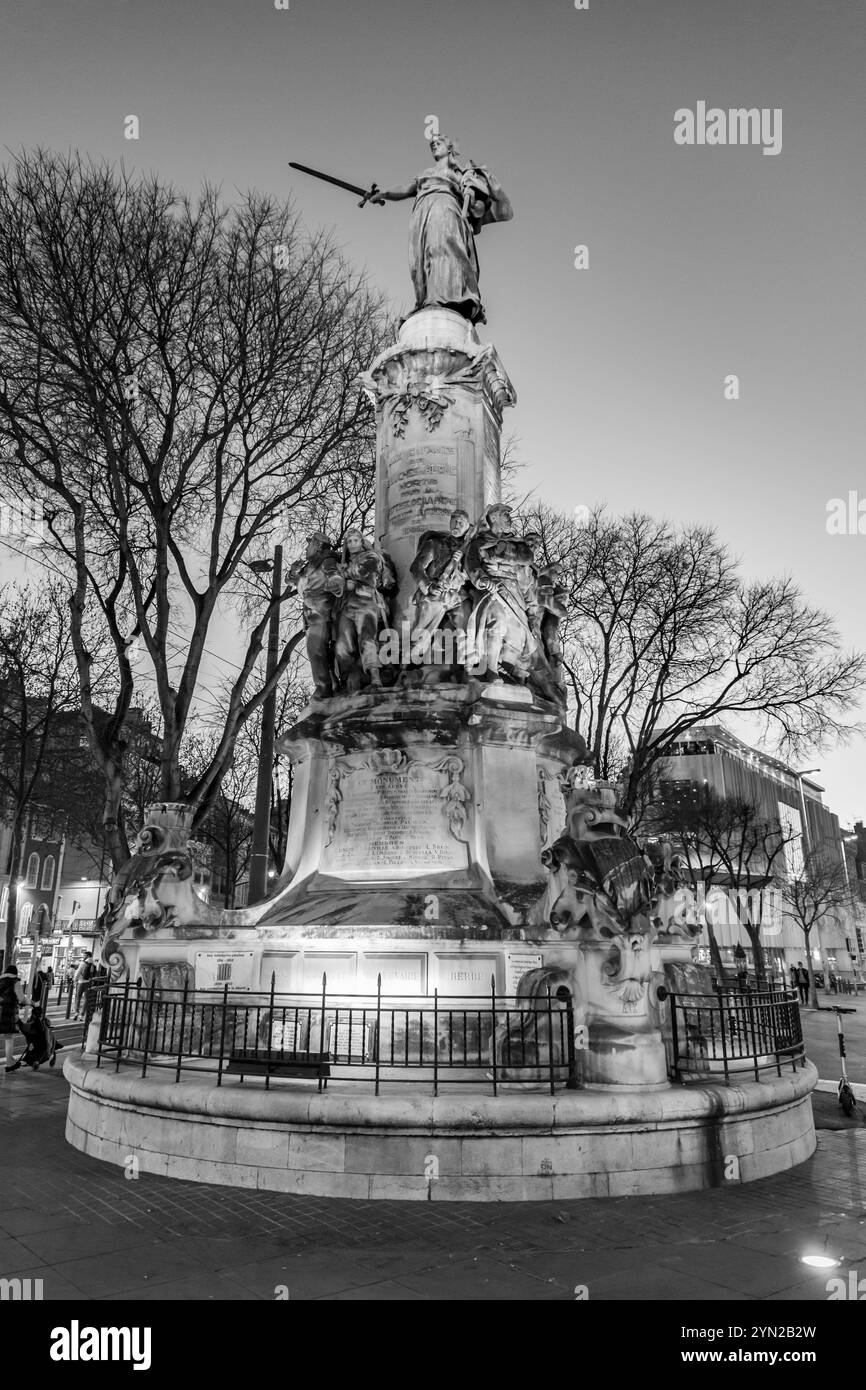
[
  {"left": 358, "top": 344, "right": 512, "bottom": 438},
  {"left": 324, "top": 749, "right": 470, "bottom": 846}
]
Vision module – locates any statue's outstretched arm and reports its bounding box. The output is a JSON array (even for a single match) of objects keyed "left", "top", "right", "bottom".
[{"left": 369, "top": 179, "right": 418, "bottom": 204}]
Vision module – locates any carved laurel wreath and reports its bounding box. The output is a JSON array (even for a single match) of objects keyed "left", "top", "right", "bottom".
[{"left": 388, "top": 388, "right": 452, "bottom": 439}]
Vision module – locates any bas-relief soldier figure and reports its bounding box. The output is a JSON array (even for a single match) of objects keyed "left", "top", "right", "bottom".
[
  {"left": 334, "top": 529, "right": 396, "bottom": 692},
  {"left": 368, "top": 133, "right": 513, "bottom": 326},
  {"left": 408, "top": 508, "right": 472, "bottom": 662},
  {"left": 523, "top": 530, "right": 568, "bottom": 707},
  {"left": 464, "top": 503, "right": 538, "bottom": 682},
  {"left": 288, "top": 531, "right": 344, "bottom": 699}
]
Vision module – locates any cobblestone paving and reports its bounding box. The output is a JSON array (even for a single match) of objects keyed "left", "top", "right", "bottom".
[{"left": 2, "top": 1051, "right": 865, "bottom": 1301}]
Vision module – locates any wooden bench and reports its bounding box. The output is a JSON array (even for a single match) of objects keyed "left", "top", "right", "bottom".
[{"left": 225, "top": 1051, "right": 330, "bottom": 1085}]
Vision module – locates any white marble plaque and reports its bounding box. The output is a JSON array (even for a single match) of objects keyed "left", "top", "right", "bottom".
[
  {"left": 505, "top": 952, "right": 544, "bottom": 997},
  {"left": 301, "top": 953, "right": 357, "bottom": 993},
  {"left": 268, "top": 1018, "right": 304, "bottom": 1053},
  {"left": 362, "top": 954, "right": 426, "bottom": 994},
  {"left": 322, "top": 756, "right": 468, "bottom": 879},
  {"left": 436, "top": 956, "right": 498, "bottom": 996},
  {"left": 328, "top": 1020, "right": 371, "bottom": 1061}
]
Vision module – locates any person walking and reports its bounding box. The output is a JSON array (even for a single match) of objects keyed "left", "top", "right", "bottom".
[
  {"left": 0, "top": 965, "right": 24, "bottom": 1071},
  {"left": 795, "top": 961, "right": 809, "bottom": 1006},
  {"left": 73, "top": 953, "right": 94, "bottom": 1021}
]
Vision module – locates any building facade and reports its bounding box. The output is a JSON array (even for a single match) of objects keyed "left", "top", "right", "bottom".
[{"left": 651, "top": 724, "right": 863, "bottom": 986}]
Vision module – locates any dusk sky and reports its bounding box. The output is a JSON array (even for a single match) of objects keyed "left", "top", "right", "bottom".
[{"left": 1, "top": 0, "right": 863, "bottom": 823}]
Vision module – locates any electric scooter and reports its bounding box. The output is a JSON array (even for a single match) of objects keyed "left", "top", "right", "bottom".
[{"left": 831, "top": 1005, "right": 858, "bottom": 1117}]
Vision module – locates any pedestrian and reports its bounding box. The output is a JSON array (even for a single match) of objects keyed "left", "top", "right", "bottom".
[
  {"left": 0, "top": 965, "right": 25, "bottom": 1072},
  {"left": 31, "top": 968, "right": 50, "bottom": 1010},
  {"left": 73, "top": 952, "right": 94, "bottom": 1021},
  {"left": 45, "top": 966, "right": 54, "bottom": 989},
  {"left": 795, "top": 961, "right": 809, "bottom": 1006}
]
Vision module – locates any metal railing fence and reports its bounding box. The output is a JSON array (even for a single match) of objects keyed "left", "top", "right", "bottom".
[
  {"left": 664, "top": 985, "right": 805, "bottom": 1084},
  {"left": 85, "top": 973, "right": 579, "bottom": 1097}
]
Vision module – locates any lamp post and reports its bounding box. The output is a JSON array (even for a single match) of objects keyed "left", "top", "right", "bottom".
[{"left": 247, "top": 545, "right": 284, "bottom": 905}]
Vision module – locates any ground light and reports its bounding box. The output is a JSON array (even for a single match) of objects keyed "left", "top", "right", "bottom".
[{"left": 800, "top": 1254, "right": 841, "bottom": 1269}]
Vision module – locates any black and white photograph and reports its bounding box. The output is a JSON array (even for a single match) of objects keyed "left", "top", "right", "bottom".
[{"left": 0, "top": 0, "right": 864, "bottom": 1350}]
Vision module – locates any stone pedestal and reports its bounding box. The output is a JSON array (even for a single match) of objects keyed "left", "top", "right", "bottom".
[
  {"left": 361, "top": 307, "right": 516, "bottom": 619},
  {"left": 262, "top": 682, "right": 585, "bottom": 937}
]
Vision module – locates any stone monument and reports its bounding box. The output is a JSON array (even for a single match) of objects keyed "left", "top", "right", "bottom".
[{"left": 71, "top": 131, "right": 815, "bottom": 1202}]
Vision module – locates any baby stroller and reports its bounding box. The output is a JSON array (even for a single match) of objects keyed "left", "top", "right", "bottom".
[{"left": 13, "top": 1005, "right": 61, "bottom": 1071}]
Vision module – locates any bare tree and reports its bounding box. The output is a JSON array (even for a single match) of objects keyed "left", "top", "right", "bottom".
[
  {"left": 779, "top": 844, "right": 854, "bottom": 1008},
  {"left": 520, "top": 504, "right": 865, "bottom": 819},
  {"left": 0, "top": 583, "right": 82, "bottom": 959},
  {"left": 649, "top": 789, "right": 800, "bottom": 986},
  {"left": 0, "top": 150, "right": 386, "bottom": 865}
]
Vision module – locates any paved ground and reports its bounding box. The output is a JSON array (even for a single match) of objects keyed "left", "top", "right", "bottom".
[{"left": 0, "top": 1012, "right": 864, "bottom": 1302}]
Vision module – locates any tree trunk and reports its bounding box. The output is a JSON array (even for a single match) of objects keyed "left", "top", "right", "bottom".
[
  {"left": 706, "top": 922, "right": 726, "bottom": 984},
  {"left": 3, "top": 818, "right": 27, "bottom": 966},
  {"left": 804, "top": 932, "right": 819, "bottom": 1009},
  {"left": 743, "top": 922, "right": 767, "bottom": 987},
  {"left": 102, "top": 750, "right": 130, "bottom": 872}
]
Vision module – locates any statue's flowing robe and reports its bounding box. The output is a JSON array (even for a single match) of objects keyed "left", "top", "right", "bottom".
[{"left": 409, "top": 166, "right": 511, "bottom": 324}]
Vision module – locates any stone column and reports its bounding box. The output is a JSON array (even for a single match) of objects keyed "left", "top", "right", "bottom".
[{"left": 360, "top": 307, "right": 516, "bottom": 619}]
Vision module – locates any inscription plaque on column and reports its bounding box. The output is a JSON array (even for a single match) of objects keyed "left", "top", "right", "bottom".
[
  {"left": 322, "top": 754, "right": 469, "bottom": 880},
  {"left": 384, "top": 442, "right": 459, "bottom": 611}
]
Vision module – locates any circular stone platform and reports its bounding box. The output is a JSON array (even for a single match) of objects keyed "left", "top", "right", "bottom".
[{"left": 64, "top": 1055, "right": 817, "bottom": 1201}]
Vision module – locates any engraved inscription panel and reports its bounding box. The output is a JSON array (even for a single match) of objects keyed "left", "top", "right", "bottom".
[
  {"left": 322, "top": 760, "right": 469, "bottom": 879},
  {"left": 436, "top": 955, "right": 499, "bottom": 996},
  {"left": 385, "top": 443, "right": 458, "bottom": 554}
]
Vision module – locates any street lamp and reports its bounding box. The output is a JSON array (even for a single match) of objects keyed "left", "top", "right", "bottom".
[{"left": 246, "top": 544, "right": 284, "bottom": 904}]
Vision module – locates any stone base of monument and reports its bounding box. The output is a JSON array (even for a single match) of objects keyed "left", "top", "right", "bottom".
[{"left": 64, "top": 1054, "right": 817, "bottom": 1201}]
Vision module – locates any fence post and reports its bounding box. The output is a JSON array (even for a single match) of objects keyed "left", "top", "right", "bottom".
[
  {"left": 318, "top": 972, "right": 327, "bottom": 1093},
  {"left": 175, "top": 977, "right": 190, "bottom": 1084},
  {"left": 374, "top": 973, "right": 381, "bottom": 1097},
  {"left": 563, "top": 991, "right": 578, "bottom": 1089},
  {"left": 668, "top": 989, "right": 680, "bottom": 1081},
  {"left": 489, "top": 974, "right": 498, "bottom": 1098},
  {"left": 546, "top": 986, "right": 556, "bottom": 1096},
  {"left": 95, "top": 984, "right": 112, "bottom": 1070},
  {"left": 265, "top": 971, "right": 276, "bottom": 1091},
  {"left": 140, "top": 981, "right": 156, "bottom": 1080},
  {"left": 433, "top": 988, "right": 439, "bottom": 1099},
  {"left": 716, "top": 982, "right": 729, "bottom": 1085},
  {"left": 114, "top": 978, "right": 132, "bottom": 1074},
  {"left": 217, "top": 981, "right": 230, "bottom": 1087},
  {"left": 746, "top": 988, "right": 760, "bottom": 1083}
]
